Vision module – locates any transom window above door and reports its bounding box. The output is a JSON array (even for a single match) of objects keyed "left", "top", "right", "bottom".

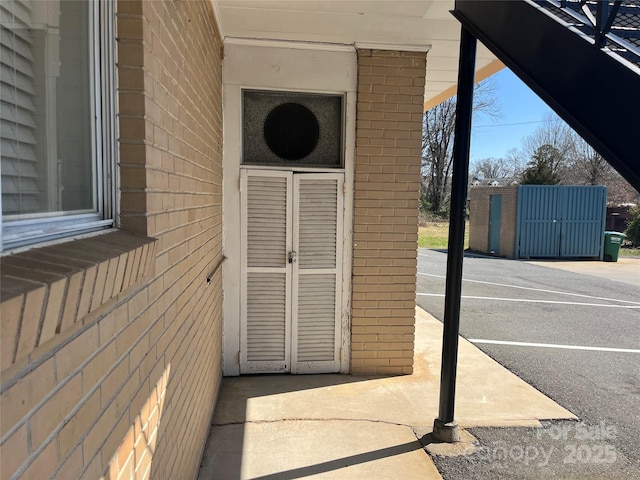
[{"left": 242, "top": 90, "right": 343, "bottom": 168}]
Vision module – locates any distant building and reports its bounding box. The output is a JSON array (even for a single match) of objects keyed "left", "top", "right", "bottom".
[{"left": 470, "top": 176, "right": 519, "bottom": 188}]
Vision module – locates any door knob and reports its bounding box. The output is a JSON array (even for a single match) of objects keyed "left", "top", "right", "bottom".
[{"left": 288, "top": 251, "right": 297, "bottom": 264}]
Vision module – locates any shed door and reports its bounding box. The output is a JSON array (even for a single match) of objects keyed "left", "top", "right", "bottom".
[
  {"left": 241, "top": 169, "right": 343, "bottom": 374},
  {"left": 518, "top": 186, "right": 563, "bottom": 257},
  {"left": 518, "top": 186, "right": 606, "bottom": 258},
  {"left": 488, "top": 195, "right": 502, "bottom": 254},
  {"left": 559, "top": 187, "right": 606, "bottom": 257}
]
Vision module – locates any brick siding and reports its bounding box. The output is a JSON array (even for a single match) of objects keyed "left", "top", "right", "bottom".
[
  {"left": 0, "top": 233, "right": 156, "bottom": 372},
  {"left": 351, "top": 49, "right": 427, "bottom": 375},
  {"left": 0, "top": 1, "right": 224, "bottom": 478}
]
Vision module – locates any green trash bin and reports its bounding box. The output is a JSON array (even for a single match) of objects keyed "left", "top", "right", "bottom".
[{"left": 603, "top": 231, "right": 626, "bottom": 262}]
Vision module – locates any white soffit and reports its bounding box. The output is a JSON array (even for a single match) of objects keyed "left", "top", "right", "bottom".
[{"left": 212, "top": 1, "right": 502, "bottom": 109}]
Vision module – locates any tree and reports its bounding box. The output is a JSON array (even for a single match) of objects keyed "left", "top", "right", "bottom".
[
  {"left": 625, "top": 204, "right": 640, "bottom": 247},
  {"left": 562, "top": 134, "right": 639, "bottom": 204},
  {"left": 565, "top": 137, "right": 614, "bottom": 186},
  {"left": 520, "top": 144, "right": 563, "bottom": 185},
  {"left": 422, "top": 97, "right": 456, "bottom": 215},
  {"left": 606, "top": 175, "right": 640, "bottom": 206},
  {"left": 421, "top": 78, "right": 500, "bottom": 215},
  {"left": 520, "top": 113, "right": 575, "bottom": 183},
  {"left": 505, "top": 148, "right": 524, "bottom": 179},
  {"left": 471, "top": 157, "right": 511, "bottom": 179}
]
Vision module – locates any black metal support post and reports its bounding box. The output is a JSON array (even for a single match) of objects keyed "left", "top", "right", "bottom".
[
  {"left": 594, "top": 0, "right": 609, "bottom": 48},
  {"left": 432, "top": 25, "right": 477, "bottom": 443}
]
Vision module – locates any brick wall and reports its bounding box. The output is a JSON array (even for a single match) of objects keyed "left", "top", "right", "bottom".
[
  {"left": 351, "top": 49, "right": 427, "bottom": 375},
  {"left": 0, "top": 1, "right": 224, "bottom": 478},
  {"left": 469, "top": 188, "right": 490, "bottom": 253},
  {"left": 468, "top": 186, "right": 519, "bottom": 258},
  {"left": 500, "top": 188, "right": 519, "bottom": 259}
]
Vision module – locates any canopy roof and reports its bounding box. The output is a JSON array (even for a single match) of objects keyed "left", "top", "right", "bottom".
[{"left": 211, "top": 0, "right": 503, "bottom": 109}]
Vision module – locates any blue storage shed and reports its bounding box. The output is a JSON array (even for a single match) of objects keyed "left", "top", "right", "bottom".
[{"left": 515, "top": 185, "right": 607, "bottom": 259}]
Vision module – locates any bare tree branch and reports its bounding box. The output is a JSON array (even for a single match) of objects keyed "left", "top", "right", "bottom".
[
  {"left": 421, "top": 78, "right": 501, "bottom": 214},
  {"left": 520, "top": 112, "right": 575, "bottom": 182},
  {"left": 471, "top": 157, "right": 512, "bottom": 179}
]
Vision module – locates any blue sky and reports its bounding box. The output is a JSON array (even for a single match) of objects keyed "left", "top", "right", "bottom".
[{"left": 470, "top": 68, "right": 552, "bottom": 164}]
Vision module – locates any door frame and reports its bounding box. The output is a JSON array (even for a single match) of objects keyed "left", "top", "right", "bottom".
[
  {"left": 233, "top": 165, "right": 352, "bottom": 375},
  {"left": 239, "top": 169, "right": 345, "bottom": 374},
  {"left": 221, "top": 41, "right": 357, "bottom": 376}
]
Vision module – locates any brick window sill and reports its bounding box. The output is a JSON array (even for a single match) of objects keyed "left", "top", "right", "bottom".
[{"left": 1, "top": 231, "right": 157, "bottom": 372}]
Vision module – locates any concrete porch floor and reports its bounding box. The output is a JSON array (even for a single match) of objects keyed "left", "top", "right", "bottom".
[{"left": 197, "top": 307, "right": 575, "bottom": 479}]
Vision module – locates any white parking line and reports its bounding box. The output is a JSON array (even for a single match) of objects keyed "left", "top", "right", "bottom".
[
  {"left": 469, "top": 338, "right": 640, "bottom": 354},
  {"left": 416, "top": 293, "right": 640, "bottom": 308},
  {"left": 417, "top": 272, "right": 640, "bottom": 305}
]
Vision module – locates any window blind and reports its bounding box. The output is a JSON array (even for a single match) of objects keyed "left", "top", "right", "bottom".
[{"left": 1, "top": 0, "right": 40, "bottom": 215}]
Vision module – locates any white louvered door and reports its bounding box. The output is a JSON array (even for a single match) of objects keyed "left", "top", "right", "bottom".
[
  {"left": 241, "top": 170, "right": 343, "bottom": 374},
  {"left": 292, "top": 174, "right": 343, "bottom": 373},
  {"left": 241, "top": 170, "right": 292, "bottom": 373}
]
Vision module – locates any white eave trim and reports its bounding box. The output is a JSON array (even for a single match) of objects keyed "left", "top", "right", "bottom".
[
  {"left": 209, "top": 0, "right": 225, "bottom": 40},
  {"left": 224, "top": 37, "right": 357, "bottom": 53},
  {"left": 355, "top": 42, "right": 431, "bottom": 53}
]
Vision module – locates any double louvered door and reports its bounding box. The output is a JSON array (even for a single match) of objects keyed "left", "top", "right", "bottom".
[{"left": 241, "top": 170, "right": 343, "bottom": 374}]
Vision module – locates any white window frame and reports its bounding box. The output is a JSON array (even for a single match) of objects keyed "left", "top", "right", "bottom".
[{"left": 0, "top": 0, "right": 117, "bottom": 253}]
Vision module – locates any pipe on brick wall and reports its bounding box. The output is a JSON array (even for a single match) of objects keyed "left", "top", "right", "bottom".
[{"left": 206, "top": 256, "right": 226, "bottom": 284}]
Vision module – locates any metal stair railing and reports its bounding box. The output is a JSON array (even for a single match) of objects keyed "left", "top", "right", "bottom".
[
  {"left": 534, "top": 0, "right": 640, "bottom": 71},
  {"left": 452, "top": 0, "right": 640, "bottom": 191}
]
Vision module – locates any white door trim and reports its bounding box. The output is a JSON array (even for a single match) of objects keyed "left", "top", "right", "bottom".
[
  {"left": 240, "top": 170, "right": 344, "bottom": 374},
  {"left": 221, "top": 41, "right": 357, "bottom": 376}
]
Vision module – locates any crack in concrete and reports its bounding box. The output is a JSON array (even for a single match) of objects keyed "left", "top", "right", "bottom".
[{"left": 211, "top": 417, "right": 418, "bottom": 430}]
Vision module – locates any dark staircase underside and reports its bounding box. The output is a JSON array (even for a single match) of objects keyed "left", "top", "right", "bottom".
[{"left": 453, "top": 0, "right": 640, "bottom": 191}]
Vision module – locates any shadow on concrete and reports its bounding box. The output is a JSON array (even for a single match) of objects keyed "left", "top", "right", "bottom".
[
  {"left": 197, "top": 308, "right": 577, "bottom": 479},
  {"left": 198, "top": 373, "right": 384, "bottom": 479},
  {"left": 250, "top": 439, "right": 424, "bottom": 480}
]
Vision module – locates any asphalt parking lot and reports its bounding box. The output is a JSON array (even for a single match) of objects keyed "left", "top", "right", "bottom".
[{"left": 417, "top": 250, "right": 640, "bottom": 479}]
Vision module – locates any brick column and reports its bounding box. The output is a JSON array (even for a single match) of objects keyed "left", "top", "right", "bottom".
[{"left": 351, "top": 49, "right": 427, "bottom": 375}]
